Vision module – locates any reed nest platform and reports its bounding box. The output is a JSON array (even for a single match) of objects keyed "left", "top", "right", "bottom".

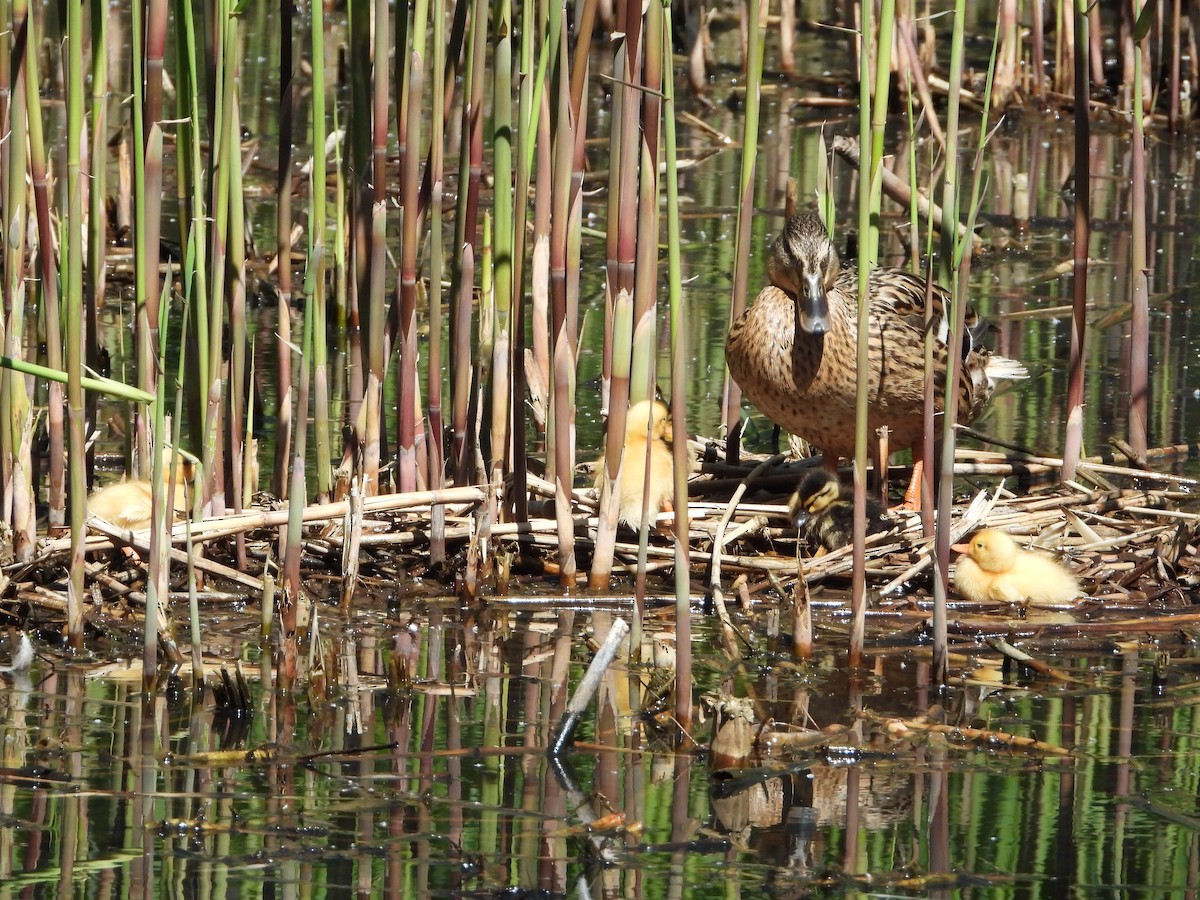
[{"left": 1, "top": 440, "right": 1197, "bottom": 654}]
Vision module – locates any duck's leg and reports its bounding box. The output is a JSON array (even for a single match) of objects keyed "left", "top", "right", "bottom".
[
  {"left": 901, "top": 443, "right": 938, "bottom": 516},
  {"left": 902, "top": 460, "right": 923, "bottom": 510}
]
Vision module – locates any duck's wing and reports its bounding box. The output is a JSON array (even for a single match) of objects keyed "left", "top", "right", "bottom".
[
  {"left": 858, "top": 267, "right": 1027, "bottom": 418},
  {"left": 861, "top": 267, "right": 990, "bottom": 353}
]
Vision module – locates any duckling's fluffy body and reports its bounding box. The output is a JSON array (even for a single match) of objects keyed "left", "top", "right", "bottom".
[
  {"left": 596, "top": 399, "right": 681, "bottom": 529},
  {"left": 726, "top": 213, "right": 1026, "bottom": 467},
  {"left": 952, "top": 528, "right": 1081, "bottom": 604},
  {"left": 788, "top": 470, "right": 889, "bottom": 554},
  {"left": 87, "top": 454, "right": 194, "bottom": 532}
]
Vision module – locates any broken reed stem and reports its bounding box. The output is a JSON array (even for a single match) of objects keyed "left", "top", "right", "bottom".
[{"left": 548, "top": 617, "right": 629, "bottom": 755}]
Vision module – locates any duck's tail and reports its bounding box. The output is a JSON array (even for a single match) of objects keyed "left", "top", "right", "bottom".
[{"left": 985, "top": 355, "right": 1028, "bottom": 385}]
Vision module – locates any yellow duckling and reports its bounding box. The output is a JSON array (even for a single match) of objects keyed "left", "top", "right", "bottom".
[
  {"left": 951, "top": 528, "right": 1081, "bottom": 605},
  {"left": 726, "top": 212, "right": 1027, "bottom": 508},
  {"left": 87, "top": 452, "right": 194, "bottom": 532},
  {"left": 595, "top": 399, "right": 681, "bottom": 530},
  {"left": 788, "top": 469, "right": 890, "bottom": 556}
]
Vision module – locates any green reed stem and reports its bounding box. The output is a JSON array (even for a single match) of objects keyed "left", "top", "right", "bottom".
[
  {"left": 399, "top": 53, "right": 424, "bottom": 493},
  {"left": 2, "top": 0, "right": 32, "bottom": 560},
  {"left": 172, "top": 0, "right": 208, "bottom": 479},
  {"left": 721, "top": 0, "right": 765, "bottom": 437},
  {"left": 662, "top": 0, "right": 692, "bottom": 730},
  {"left": 507, "top": 0, "right": 540, "bottom": 524},
  {"left": 929, "top": 0, "right": 969, "bottom": 686},
  {"left": 22, "top": 9, "right": 64, "bottom": 530},
  {"left": 850, "top": 0, "right": 886, "bottom": 671},
  {"left": 489, "top": 0, "right": 513, "bottom": 489}
]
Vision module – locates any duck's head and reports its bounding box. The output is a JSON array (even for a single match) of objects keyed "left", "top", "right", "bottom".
[
  {"left": 788, "top": 470, "right": 840, "bottom": 527},
  {"left": 767, "top": 213, "right": 839, "bottom": 336},
  {"left": 952, "top": 528, "right": 1018, "bottom": 573},
  {"left": 626, "top": 399, "right": 673, "bottom": 443}
]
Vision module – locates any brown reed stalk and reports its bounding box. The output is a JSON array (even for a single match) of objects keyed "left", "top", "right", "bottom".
[
  {"left": 64, "top": 0, "right": 86, "bottom": 649},
  {"left": 633, "top": 0, "right": 662, "bottom": 407},
  {"left": 144, "top": 127, "right": 173, "bottom": 670},
  {"left": 196, "top": 7, "right": 228, "bottom": 519},
  {"left": 399, "top": 56, "right": 425, "bottom": 494},
  {"left": 993, "top": 0, "right": 1018, "bottom": 108},
  {"left": 630, "top": 0, "right": 665, "bottom": 606},
  {"left": 85, "top": 0, "right": 108, "bottom": 496},
  {"left": 227, "top": 98, "right": 249, "bottom": 565},
  {"left": 1169, "top": 0, "right": 1182, "bottom": 130},
  {"left": 1031, "top": 0, "right": 1046, "bottom": 98},
  {"left": 274, "top": 0, "right": 295, "bottom": 499},
  {"left": 1061, "top": 0, "right": 1091, "bottom": 483},
  {"left": 360, "top": 0, "right": 390, "bottom": 497},
  {"left": 1056, "top": 0, "right": 1071, "bottom": 95},
  {"left": 590, "top": 293, "right": 632, "bottom": 590},
  {"left": 591, "top": 14, "right": 649, "bottom": 588},
  {"left": 488, "top": 0, "right": 513, "bottom": 492},
  {"left": 601, "top": 37, "right": 632, "bottom": 418},
  {"left": 530, "top": 101, "right": 551, "bottom": 427},
  {"left": 1129, "top": 1, "right": 1153, "bottom": 459},
  {"left": 549, "top": 22, "right": 577, "bottom": 586},
  {"left": 451, "top": 0, "right": 488, "bottom": 485},
  {"left": 427, "top": 0, "right": 448, "bottom": 564},
  {"left": 143, "top": 0, "right": 168, "bottom": 493}
]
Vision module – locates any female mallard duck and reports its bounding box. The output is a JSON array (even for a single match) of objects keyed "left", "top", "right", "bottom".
[
  {"left": 595, "top": 399, "right": 681, "bottom": 530},
  {"left": 726, "top": 212, "right": 1026, "bottom": 505},
  {"left": 951, "top": 528, "right": 1081, "bottom": 605},
  {"left": 788, "top": 469, "right": 890, "bottom": 555}
]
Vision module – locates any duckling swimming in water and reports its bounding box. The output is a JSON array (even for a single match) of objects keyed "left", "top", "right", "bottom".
[
  {"left": 788, "top": 469, "right": 890, "bottom": 556},
  {"left": 951, "top": 528, "right": 1081, "bottom": 605},
  {"left": 595, "top": 399, "right": 682, "bottom": 530},
  {"left": 86, "top": 451, "right": 194, "bottom": 532}
]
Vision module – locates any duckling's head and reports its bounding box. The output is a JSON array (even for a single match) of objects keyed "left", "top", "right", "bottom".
[
  {"left": 767, "top": 213, "right": 840, "bottom": 337},
  {"left": 625, "top": 399, "right": 672, "bottom": 443},
  {"left": 788, "top": 470, "right": 841, "bottom": 527},
  {"left": 956, "top": 528, "right": 1018, "bottom": 573}
]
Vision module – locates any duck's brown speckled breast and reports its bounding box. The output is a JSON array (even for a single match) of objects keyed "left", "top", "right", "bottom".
[{"left": 726, "top": 282, "right": 930, "bottom": 460}]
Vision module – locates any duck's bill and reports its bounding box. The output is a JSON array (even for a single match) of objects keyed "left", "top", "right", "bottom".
[
  {"left": 799, "top": 273, "right": 832, "bottom": 335},
  {"left": 950, "top": 543, "right": 969, "bottom": 554}
]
